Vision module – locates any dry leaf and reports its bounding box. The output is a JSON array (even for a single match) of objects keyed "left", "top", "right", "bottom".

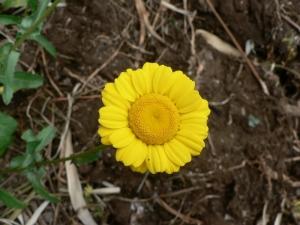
[
  {"left": 65, "top": 130, "right": 97, "bottom": 225},
  {"left": 25, "top": 201, "right": 49, "bottom": 225},
  {"left": 196, "top": 29, "right": 241, "bottom": 57}
]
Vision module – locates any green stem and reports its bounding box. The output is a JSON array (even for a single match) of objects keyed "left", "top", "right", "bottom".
[
  {"left": 0, "top": 145, "right": 107, "bottom": 175},
  {"left": 23, "top": 4, "right": 29, "bottom": 18},
  {"left": 11, "top": 0, "right": 61, "bottom": 51},
  {"left": 40, "top": 145, "right": 107, "bottom": 166}
]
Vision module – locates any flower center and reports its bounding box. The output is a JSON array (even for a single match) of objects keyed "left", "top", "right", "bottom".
[{"left": 128, "top": 93, "right": 180, "bottom": 145}]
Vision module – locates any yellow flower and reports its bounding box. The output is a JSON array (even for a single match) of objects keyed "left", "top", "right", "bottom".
[{"left": 98, "top": 63, "right": 210, "bottom": 174}]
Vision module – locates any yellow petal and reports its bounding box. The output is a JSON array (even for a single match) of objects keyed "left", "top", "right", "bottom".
[
  {"left": 115, "top": 72, "right": 138, "bottom": 102},
  {"left": 117, "top": 139, "right": 146, "bottom": 166},
  {"left": 180, "top": 100, "right": 210, "bottom": 121},
  {"left": 98, "top": 126, "right": 115, "bottom": 137},
  {"left": 98, "top": 126, "right": 115, "bottom": 145},
  {"left": 132, "top": 140, "right": 147, "bottom": 168},
  {"left": 145, "top": 145, "right": 156, "bottom": 174},
  {"left": 153, "top": 65, "right": 173, "bottom": 95},
  {"left": 130, "top": 161, "right": 148, "bottom": 173},
  {"left": 180, "top": 118, "right": 208, "bottom": 126},
  {"left": 99, "top": 106, "right": 128, "bottom": 119},
  {"left": 102, "top": 84, "right": 131, "bottom": 110},
  {"left": 131, "top": 69, "right": 151, "bottom": 95},
  {"left": 168, "top": 71, "right": 195, "bottom": 102},
  {"left": 115, "top": 147, "right": 126, "bottom": 162},
  {"left": 164, "top": 139, "right": 191, "bottom": 166},
  {"left": 101, "top": 136, "right": 111, "bottom": 145},
  {"left": 155, "top": 145, "right": 168, "bottom": 172},
  {"left": 102, "top": 83, "right": 117, "bottom": 96},
  {"left": 99, "top": 106, "right": 128, "bottom": 129},
  {"left": 165, "top": 161, "right": 180, "bottom": 174},
  {"left": 179, "top": 124, "right": 208, "bottom": 137},
  {"left": 99, "top": 119, "right": 128, "bottom": 129},
  {"left": 180, "top": 113, "right": 209, "bottom": 122},
  {"left": 175, "top": 131, "right": 205, "bottom": 156},
  {"left": 146, "top": 145, "right": 170, "bottom": 174},
  {"left": 142, "top": 63, "right": 159, "bottom": 91},
  {"left": 176, "top": 90, "right": 202, "bottom": 113},
  {"left": 197, "top": 99, "right": 211, "bottom": 117},
  {"left": 109, "top": 127, "right": 135, "bottom": 148},
  {"left": 180, "top": 112, "right": 209, "bottom": 122}
]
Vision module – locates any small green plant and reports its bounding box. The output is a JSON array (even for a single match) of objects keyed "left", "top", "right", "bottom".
[
  {"left": 0, "top": 0, "right": 61, "bottom": 209},
  {"left": 0, "top": 111, "right": 106, "bottom": 210},
  {"left": 0, "top": 0, "right": 105, "bottom": 212},
  {"left": 0, "top": 0, "right": 58, "bottom": 104}
]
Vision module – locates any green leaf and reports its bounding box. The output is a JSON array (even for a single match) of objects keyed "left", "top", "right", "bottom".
[
  {"left": 27, "top": 168, "right": 60, "bottom": 203},
  {"left": 30, "top": 34, "right": 56, "bottom": 57},
  {"left": 73, "top": 151, "right": 103, "bottom": 166},
  {"left": 19, "top": 16, "right": 35, "bottom": 32},
  {"left": 0, "top": 43, "right": 12, "bottom": 55},
  {"left": 10, "top": 131, "right": 36, "bottom": 169},
  {"left": 18, "top": 0, "right": 51, "bottom": 37},
  {"left": 2, "top": 0, "right": 27, "bottom": 10},
  {"left": 0, "top": 43, "right": 12, "bottom": 64},
  {"left": 28, "top": 0, "right": 39, "bottom": 13},
  {"left": 21, "top": 129, "right": 37, "bottom": 142},
  {"left": 0, "top": 15, "right": 21, "bottom": 25},
  {"left": 9, "top": 127, "right": 57, "bottom": 169},
  {"left": 0, "top": 71, "right": 43, "bottom": 89},
  {"left": 35, "top": 126, "right": 57, "bottom": 152},
  {"left": 19, "top": 17, "right": 43, "bottom": 37},
  {"left": 2, "top": 50, "right": 20, "bottom": 104},
  {"left": 32, "top": 0, "right": 51, "bottom": 24},
  {"left": 0, "top": 188, "right": 28, "bottom": 209},
  {"left": 0, "top": 136, "right": 15, "bottom": 156},
  {"left": 9, "top": 141, "right": 38, "bottom": 169},
  {"left": 0, "top": 111, "right": 18, "bottom": 137},
  {"left": 21, "top": 126, "right": 57, "bottom": 161},
  {"left": 0, "top": 111, "right": 18, "bottom": 155}
]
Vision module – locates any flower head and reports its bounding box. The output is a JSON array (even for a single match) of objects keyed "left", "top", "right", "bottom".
[{"left": 98, "top": 63, "right": 210, "bottom": 174}]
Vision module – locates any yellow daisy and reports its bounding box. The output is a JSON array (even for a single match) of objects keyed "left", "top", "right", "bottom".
[{"left": 98, "top": 62, "right": 210, "bottom": 174}]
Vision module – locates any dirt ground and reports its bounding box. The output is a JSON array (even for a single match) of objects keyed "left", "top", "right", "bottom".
[{"left": 1, "top": 0, "right": 300, "bottom": 224}]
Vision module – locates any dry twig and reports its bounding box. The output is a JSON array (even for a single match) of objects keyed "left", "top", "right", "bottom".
[
  {"left": 134, "top": 0, "right": 146, "bottom": 46},
  {"left": 180, "top": 195, "right": 220, "bottom": 225},
  {"left": 135, "top": 0, "right": 172, "bottom": 49},
  {"left": 205, "top": 0, "right": 270, "bottom": 95},
  {"left": 281, "top": 14, "right": 300, "bottom": 32},
  {"left": 64, "top": 68, "right": 98, "bottom": 90},
  {"left": 161, "top": 0, "right": 193, "bottom": 16},
  {"left": 41, "top": 47, "right": 63, "bottom": 97},
  {"left": 209, "top": 93, "right": 235, "bottom": 106},
  {"left": 77, "top": 40, "right": 124, "bottom": 94},
  {"left": 156, "top": 197, "right": 204, "bottom": 224}
]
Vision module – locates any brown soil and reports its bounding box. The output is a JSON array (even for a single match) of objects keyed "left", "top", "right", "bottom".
[{"left": 1, "top": 0, "right": 300, "bottom": 224}]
